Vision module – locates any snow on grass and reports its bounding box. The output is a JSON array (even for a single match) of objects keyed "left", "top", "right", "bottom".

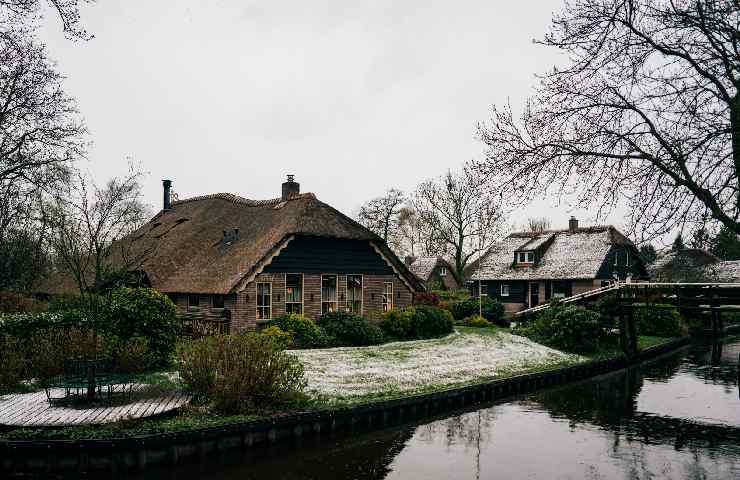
[{"left": 289, "top": 329, "right": 585, "bottom": 403}]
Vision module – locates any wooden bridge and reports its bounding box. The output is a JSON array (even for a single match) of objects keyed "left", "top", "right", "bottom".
[{"left": 515, "top": 282, "right": 740, "bottom": 356}]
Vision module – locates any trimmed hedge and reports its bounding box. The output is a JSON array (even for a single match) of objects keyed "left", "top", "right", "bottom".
[
  {"left": 316, "top": 311, "right": 384, "bottom": 347},
  {"left": 380, "top": 306, "right": 454, "bottom": 340},
  {"left": 450, "top": 297, "right": 507, "bottom": 326}
]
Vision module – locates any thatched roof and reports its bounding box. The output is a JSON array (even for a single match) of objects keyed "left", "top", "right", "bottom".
[
  {"left": 647, "top": 249, "right": 720, "bottom": 282},
  {"left": 114, "top": 192, "right": 422, "bottom": 294},
  {"left": 470, "top": 226, "right": 635, "bottom": 281},
  {"left": 407, "top": 256, "right": 451, "bottom": 282}
]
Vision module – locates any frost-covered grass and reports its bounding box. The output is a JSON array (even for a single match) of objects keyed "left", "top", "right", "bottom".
[{"left": 290, "top": 327, "right": 586, "bottom": 405}]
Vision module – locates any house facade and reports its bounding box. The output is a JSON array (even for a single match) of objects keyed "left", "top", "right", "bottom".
[
  {"left": 648, "top": 249, "right": 740, "bottom": 283},
  {"left": 468, "top": 218, "right": 647, "bottom": 312},
  {"left": 405, "top": 256, "right": 459, "bottom": 291},
  {"left": 108, "top": 176, "right": 423, "bottom": 333}
]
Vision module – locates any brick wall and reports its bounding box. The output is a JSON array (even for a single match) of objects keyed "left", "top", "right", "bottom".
[{"left": 572, "top": 279, "right": 601, "bottom": 296}]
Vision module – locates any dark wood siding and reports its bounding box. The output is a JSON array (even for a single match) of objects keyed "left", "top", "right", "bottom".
[
  {"left": 597, "top": 245, "right": 647, "bottom": 280},
  {"left": 264, "top": 235, "right": 394, "bottom": 275},
  {"left": 472, "top": 280, "right": 527, "bottom": 303}
]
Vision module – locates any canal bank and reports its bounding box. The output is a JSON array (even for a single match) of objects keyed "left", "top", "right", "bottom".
[{"left": 0, "top": 336, "right": 691, "bottom": 476}]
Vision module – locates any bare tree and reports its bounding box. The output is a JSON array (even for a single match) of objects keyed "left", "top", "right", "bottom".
[
  {"left": 414, "top": 166, "right": 507, "bottom": 283},
  {"left": 478, "top": 0, "right": 740, "bottom": 242},
  {"left": 357, "top": 188, "right": 406, "bottom": 250},
  {"left": 1, "top": 0, "right": 94, "bottom": 39},
  {"left": 49, "top": 164, "right": 151, "bottom": 293},
  {"left": 527, "top": 217, "right": 551, "bottom": 233}
]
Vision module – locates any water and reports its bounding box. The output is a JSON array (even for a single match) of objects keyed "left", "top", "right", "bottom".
[{"left": 139, "top": 338, "right": 740, "bottom": 480}]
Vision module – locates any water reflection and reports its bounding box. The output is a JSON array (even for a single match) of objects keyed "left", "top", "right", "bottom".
[{"left": 136, "top": 338, "right": 740, "bottom": 480}]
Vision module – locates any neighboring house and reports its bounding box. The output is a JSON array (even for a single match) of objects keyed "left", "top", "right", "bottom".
[
  {"left": 405, "top": 256, "right": 459, "bottom": 291},
  {"left": 38, "top": 176, "right": 423, "bottom": 332},
  {"left": 649, "top": 249, "right": 740, "bottom": 283},
  {"left": 469, "top": 218, "right": 648, "bottom": 312}
]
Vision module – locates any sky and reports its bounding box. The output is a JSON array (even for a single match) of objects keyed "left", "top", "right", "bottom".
[{"left": 37, "top": 0, "right": 633, "bottom": 237}]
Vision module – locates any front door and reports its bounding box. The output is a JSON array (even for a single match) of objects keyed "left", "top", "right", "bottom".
[{"left": 530, "top": 282, "right": 540, "bottom": 307}]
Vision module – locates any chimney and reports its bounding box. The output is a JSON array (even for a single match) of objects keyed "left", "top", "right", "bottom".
[
  {"left": 163, "top": 179, "right": 172, "bottom": 211},
  {"left": 281, "top": 174, "right": 300, "bottom": 200},
  {"left": 568, "top": 216, "right": 579, "bottom": 231}
]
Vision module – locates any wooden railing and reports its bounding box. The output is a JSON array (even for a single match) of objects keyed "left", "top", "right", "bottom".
[
  {"left": 182, "top": 317, "right": 231, "bottom": 337},
  {"left": 514, "top": 282, "right": 621, "bottom": 317}
]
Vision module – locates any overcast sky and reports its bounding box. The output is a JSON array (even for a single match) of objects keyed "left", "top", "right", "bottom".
[{"left": 38, "top": 0, "right": 632, "bottom": 236}]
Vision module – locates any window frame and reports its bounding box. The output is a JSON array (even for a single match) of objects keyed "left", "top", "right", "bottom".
[
  {"left": 285, "top": 273, "right": 303, "bottom": 315},
  {"left": 256, "top": 282, "right": 272, "bottom": 321},
  {"left": 321, "top": 274, "right": 338, "bottom": 315},
  {"left": 500, "top": 284, "right": 510, "bottom": 297},
  {"left": 211, "top": 294, "right": 225, "bottom": 310},
  {"left": 439, "top": 266, "right": 447, "bottom": 277},
  {"left": 517, "top": 251, "right": 535, "bottom": 264},
  {"left": 188, "top": 294, "right": 200, "bottom": 309},
  {"left": 346, "top": 274, "right": 363, "bottom": 314},
  {"left": 382, "top": 282, "right": 394, "bottom": 312},
  {"left": 480, "top": 284, "right": 488, "bottom": 297}
]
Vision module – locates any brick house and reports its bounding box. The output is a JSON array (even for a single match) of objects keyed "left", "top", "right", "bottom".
[
  {"left": 405, "top": 256, "right": 459, "bottom": 291},
  {"left": 111, "top": 176, "right": 423, "bottom": 333},
  {"left": 468, "top": 218, "right": 647, "bottom": 312}
]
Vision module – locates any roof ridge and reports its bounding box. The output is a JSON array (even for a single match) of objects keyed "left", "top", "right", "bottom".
[
  {"left": 509, "top": 225, "right": 613, "bottom": 237},
  {"left": 172, "top": 192, "right": 317, "bottom": 207}
]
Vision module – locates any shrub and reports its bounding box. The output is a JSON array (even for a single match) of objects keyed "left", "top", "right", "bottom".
[
  {"left": 463, "top": 315, "right": 491, "bottom": 328},
  {"left": 106, "top": 287, "right": 181, "bottom": 365},
  {"left": 270, "top": 314, "right": 329, "bottom": 348},
  {"left": 112, "top": 336, "right": 156, "bottom": 374},
  {"left": 0, "top": 335, "right": 26, "bottom": 391},
  {"left": 0, "top": 291, "right": 46, "bottom": 313},
  {"left": 379, "top": 307, "right": 415, "bottom": 339},
  {"left": 408, "top": 305, "right": 454, "bottom": 339},
  {"left": 317, "top": 311, "right": 384, "bottom": 346},
  {"left": 635, "top": 305, "right": 686, "bottom": 337},
  {"left": 27, "top": 327, "right": 116, "bottom": 381},
  {"left": 260, "top": 325, "right": 293, "bottom": 349},
  {"left": 513, "top": 305, "right": 604, "bottom": 353},
  {"left": 177, "top": 334, "right": 306, "bottom": 413},
  {"left": 413, "top": 291, "right": 440, "bottom": 306},
  {"left": 450, "top": 297, "right": 507, "bottom": 326}
]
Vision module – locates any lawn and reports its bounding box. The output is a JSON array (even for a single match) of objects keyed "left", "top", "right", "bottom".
[{"left": 290, "top": 327, "right": 586, "bottom": 405}]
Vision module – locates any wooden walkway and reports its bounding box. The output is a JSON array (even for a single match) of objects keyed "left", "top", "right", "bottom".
[{"left": 0, "top": 384, "right": 191, "bottom": 427}]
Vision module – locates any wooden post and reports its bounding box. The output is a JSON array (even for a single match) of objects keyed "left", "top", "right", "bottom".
[
  {"left": 710, "top": 285, "right": 719, "bottom": 337},
  {"left": 618, "top": 305, "right": 629, "bottom": 355},
  {"left": 627, "top": 307, "right": 638, "bottom": 356}
]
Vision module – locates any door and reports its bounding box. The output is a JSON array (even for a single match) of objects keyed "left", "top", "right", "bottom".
[{"left": 530, "top": 282, "right": 540, "bottom": 307}]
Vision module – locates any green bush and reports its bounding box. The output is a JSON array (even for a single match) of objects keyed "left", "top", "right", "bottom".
[
  {"left": 177, "top": 334, "right": 306, "bottom": 413},
  {"left": 379, "top": 308, "right": 415, "bottom": 339},
  {"left": 260, "top": 325, "right": 293, "bottom": 349},
  {"left": 106, "top": 287, "right": 181, "bottom": 365},
  {"left": 317, "top": 311, "right": 384, "bottom": 346},
  {"left": 409, "top": 305, "right": 455, "bottom": 339},
  {"left": 0, "top": 291, "right": 46, "bottom": 313},
  {"left": 635, "top": 305, "right": 686, "bottom": 337},
  {"left": 0, "top": 335, "right": 26, "bottom": 391},
  {"left": 450, "top": 297, "right": 507, "bottom": 326},
  {"left": 463, "top": 314, "right": 491, "bottom": 328},
  {"left": 111, "top": 336, "right": 156, "bottom": 374},
  {"left": 27, "top": 327, "right": 116, "bottom": 382},
  {"left": 513, "top": 305, "right": 605, "bottom": 353},
  {"left": 413, "top": 292, "right": 441, "bottom": 306},
  {"left": 270, "top": 314, "right": 329, "bottom": 348}
]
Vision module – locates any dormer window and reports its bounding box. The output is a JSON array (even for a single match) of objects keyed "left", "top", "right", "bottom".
[{"left": 517, "top": 251, "right": 535, "bottom": 264}]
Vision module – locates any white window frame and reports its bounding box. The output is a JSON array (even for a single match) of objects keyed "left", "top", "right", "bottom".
[
  {"left": 501, "top": 284, "right": 510, "bottom": 297},
  {"left": 321, "top": 274, "right": 338, "bottom": 314},
  {"left": 382, "top": 282, "right": 393, "bottom": 312},
  {"left": 517, "top": 251, "right": 535, "bottom": 264},
  {"left": 346, "top": 274, "right": 363, "bottom": 314},
  {"left": 285, "top": 273, "right": 303, "bottom": 315},
  {"left": 256, "top": 282, "right": 272, "bottom": 320},
  {"left": 614, "top": 250, "right": 620, "bottom": 266},
  {"left": 480, "top": 284, "right": 488, "bottom": 297},
  {"left": 439, "top": 266, "right": 447, "bottom": 277}
]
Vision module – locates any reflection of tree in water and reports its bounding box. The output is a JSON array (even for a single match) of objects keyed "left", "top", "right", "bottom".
[{"left": 416, "top": 408, "right": 498, "bottom": 451}]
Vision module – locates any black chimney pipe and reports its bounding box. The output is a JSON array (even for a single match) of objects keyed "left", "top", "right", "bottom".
[
  {"left": 163, "top": 179, "right": 172, "bottom": 211},
  {"left": 281, "top": 174, "right": 300, "bottom": 200}
]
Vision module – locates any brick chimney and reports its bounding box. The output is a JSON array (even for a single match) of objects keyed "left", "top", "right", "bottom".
[
  {"left": 281, "top": 174, "right": 300, "bottom": 200},
  {"left": 568, "top": 216, "right": 579, "bottom": 231},
  {"left": 162, "top": 179, "right": 172, "bottom": 211}
]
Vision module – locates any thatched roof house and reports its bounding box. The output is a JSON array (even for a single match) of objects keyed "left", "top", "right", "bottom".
[
  {"left": 404, "top": 256, "right": 459, "bottom": 291},
  {"left": 469, "top": 218, "right": 647, "bottom": 312},
  {"left": 648, "top": 249, "right": 740, "bottom": 283}
]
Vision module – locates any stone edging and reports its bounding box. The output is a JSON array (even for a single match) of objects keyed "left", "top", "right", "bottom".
[{"left": 0, "top": 336, "right": 692, "bottom": 475}]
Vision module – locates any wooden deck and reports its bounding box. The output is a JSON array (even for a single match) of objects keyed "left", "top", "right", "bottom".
[{"left": 0, "top": 384, "right": 191, "bottom": 427}]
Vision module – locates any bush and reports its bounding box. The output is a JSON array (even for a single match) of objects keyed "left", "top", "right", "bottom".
[
  {"left": 260, "top": 325, "right": 293, "bottom": 349},
  {"left": 106, "top": 287, "right": 181, "bottom": 365},
  {"left": 450, "top": 297, "right": 507, "bottom": 326},
  {"left": 635, "top": 305, "right": 686, "bottom": 337},
  {"left": 413, "top": 291, "right": 440, "bottom": 306},
  {"left": 317, "top": 311, "right": 384, "bottom": 346},
  {"left": 463, "top": 315, "right": 491, "bottom": 328},
  {"left": 0, "top": 335, "right": 26, "bottom": 391},
  {"left": 177, "top": 334, "right": 306, "bottom": 413},
  {"left": 27, "top": 327, "right": 116, "bottom": 382},
  {"left": 379, "top": 307, "right": 415, "bottom": 339},
  {"left": 0, "top": 291, "right": 46, "bottom": 313},
  {"left": 270, "top": 314, "right": 329, "bottom": 348},
  {"left": 513, "top": 305, "right": 605, "bottom": 353},
  {"left": 409, "top": 305, "right": 455, "bottom": 338},
  {"left": 112, "top": 336, "right": 156, "bottom": 374}
]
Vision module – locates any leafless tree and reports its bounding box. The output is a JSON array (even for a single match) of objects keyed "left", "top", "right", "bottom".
[
  {"left": 527, "top": 217, "right": 551, "bottom": 233},
  {"left": 49, "top": 164, "right": 151, "bottom": 293},
  {"left": 413, "top": 166, "right": 507, "bottom": 283},
  {"left": 478, "top": 0, "right": 740, "bottom": 242},
  {"left": 1, "top": 0, "right": 94, "bottom": 39},
  {"left": 357, "top": 188, "right": 407, "bottom": 250}
]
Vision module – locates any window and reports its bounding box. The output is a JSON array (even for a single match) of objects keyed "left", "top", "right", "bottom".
[
  {"left": 285, "top": 274, "right": 303, "bottom": 314},
  {"left": 439, "top": 266, "right": 447, "bottom": 277},
  {"left": 614, "top": 251, "right": 620, "bottom": 266},
  {"left": 382, "top": 282, "right": 393, "bottom": 312},
  {"left": 517, "top": 251, "right": 535, "bottom": 263},
  {"left": 346, "top": 274, "right": 363, "bottom": 314},
  {"left": 211, "top": 294, "right": 225, "bottom": 309},
  {"left": 480, "top": 284, "right": 488, "bottom": 297},
  {"left": 256, "top": 283, "right": 272, "bottom": 320},
  {"left": 625, "top": 250, "right": 630, "bottom": 266},
  {"left": 501, "top": 284, "right": 510, "bottom": 297},
  {"left": 188, "top": 294, "right": 200, "bottom": 308},
  {"left": 321, "top": 275, "right": 338, "bottom": 314}
]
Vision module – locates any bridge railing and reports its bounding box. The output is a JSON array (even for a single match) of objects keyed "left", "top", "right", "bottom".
[{"left": 514, "top": 282, "right": 621, "bottom": 317}]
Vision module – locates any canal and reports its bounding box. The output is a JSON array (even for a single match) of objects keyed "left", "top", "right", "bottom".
[{"left": 138, "top": 337, "right": 740, "bottom": 480}]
